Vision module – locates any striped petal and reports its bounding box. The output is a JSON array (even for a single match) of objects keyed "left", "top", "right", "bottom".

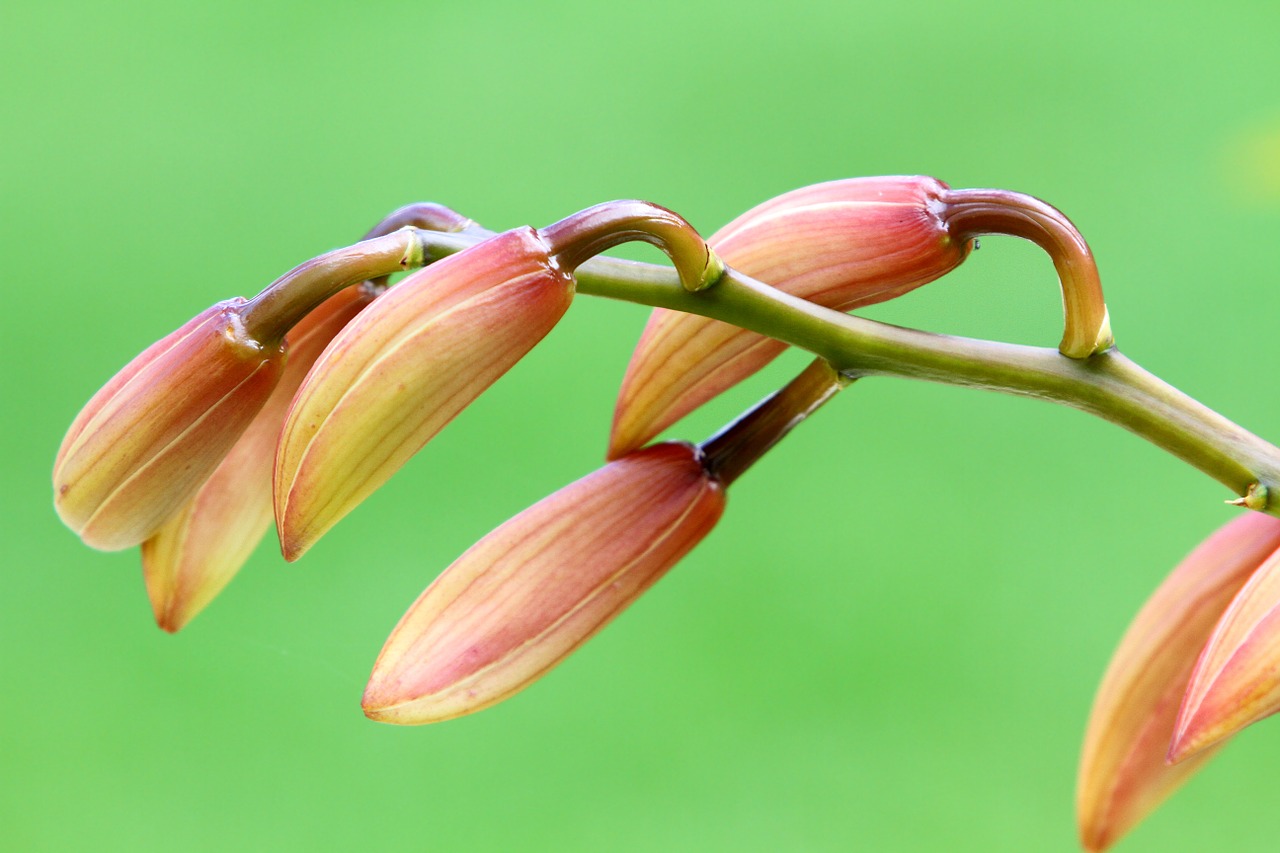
[
  {"left": 141, "top": 287, "right": 374, "bottom": 631},
  {"left": 1077, "top": 512, "right": 1280, "bottom": 851},
  {"left": 54, "top": 299, "right": 285, "bottom": 550},
  {"left": 363, "top": 442, "right": 725, "bottom": 724},
  {"left": 274, "top": 228, "right": 574, "bottom": 561},
  {"left": 1171, "top": 528, "right": 1280, "bottom": 761}
]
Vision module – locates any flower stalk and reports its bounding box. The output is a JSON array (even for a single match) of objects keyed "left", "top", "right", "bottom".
[
  {"left": 239, "top": 228, "right": 429, "bottom": 343},
  {"left": 538, "top": 200, "right": 723, "bottom": 291},
  {"left": 50, "top": 184, "right": 1280, "bottom": 851},
  {"left": 942, "top": 187, "right": 1112, "bottom": 357},
  {"left": 400, "top": 228, "right": 1280, "bottom": 511},
  {"left": 701, "top": 358, "right": 851, "bottom": 486}
]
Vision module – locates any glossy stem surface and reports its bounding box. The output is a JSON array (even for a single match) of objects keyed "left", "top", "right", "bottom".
[
  {"left": 240, "top": 229, "right": 426, "bottom": 344},
  {"left": 362, "top": 203, "right": 493, "bottom": 289},
  {"left": 539, "top": 201, "right": 723, "bottom": 292},
  {"left": 701, "top": 359, "right": 850, "bottom": 486},
  {"left": 416, "top": 230, "right": 1280, "bottom": 512},
  {"left": 942, "top": 188, "right": 1111, "bottom": 358}
]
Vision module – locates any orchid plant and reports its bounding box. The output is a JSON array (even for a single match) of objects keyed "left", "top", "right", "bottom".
[{"left": 53, "top": 178, "right": 1280, "bottom": 850}]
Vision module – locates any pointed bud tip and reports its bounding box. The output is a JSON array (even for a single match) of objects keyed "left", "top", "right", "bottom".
[
  {"left": 359, "top": 678, "right": 485, "bottom": 726},
  {"left": 143, "top": 558, "right": 204, "bottom": 634},
  {"left": 143, "top": 562, "right": 196, "bottom": 633},
  {"left": 1168, "top": 712, "right": 1223, "bottom": 765},
  {"left": 278, "top": 533, "right": 307, "bottom": 564},
  {"left": 1168, "top": 684, "right": 1253, "bottom": 765},
  {"left": 1078, "top": 828, "right": 1109, "bottom": 853},
  {"left": 155, "top": 615, "right": 184, "bottom": 634}
]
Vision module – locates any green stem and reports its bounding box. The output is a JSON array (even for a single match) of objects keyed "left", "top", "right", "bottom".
[
  {"left": 360, "top": 203, "right": 492, "bottom": 290},
  {"left": 412, "top": 229, "right": 1280, "bottom": 512}
]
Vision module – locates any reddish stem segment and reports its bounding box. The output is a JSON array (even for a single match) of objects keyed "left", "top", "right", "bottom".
[
  {"left": 240, "top": 203, "right": 482, "bottom": 343},
  {"left": 239, "top": 230, "right": 426, "bottom": 344},
  {"left": 539, "top": 200, "right": 724, "bottom": 293},
  {"left": 361, "top": 202, "right": 479, "bottom": 240},
  {"left": 361, "top": 203, "right": 491, "bottom": 289},
  {"left": 700, "top": 358, "right": 850, "bottom": 486},
  {"left": 942, "top": 188, "right": 1111, "bottom": 359}
]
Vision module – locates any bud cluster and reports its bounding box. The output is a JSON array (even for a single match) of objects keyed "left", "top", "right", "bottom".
[{"left": 57, "top": 178, "right": 1185, "bottom": 851}]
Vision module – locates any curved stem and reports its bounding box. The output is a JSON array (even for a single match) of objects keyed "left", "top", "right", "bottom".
[
  {"left": 538, "top": 201, "right": 724, "bottom": 292},
  {"left": 242, "top": 203, "right": 493, "bottom": 343},
  {"left": 361, "top": 202, "right": 480, "bottom": 241},
  {"left": 240, "top": 229, "right": 426, "bottom": 344},
  {"left": 942, "top": 188, "right": 1112, "bottom": 359},
  {"left": 361, "top": 203, "right": 493, "bottom": 290},
  {"left": 408, "top": 229, "right": 1280, "bottom": 511}
]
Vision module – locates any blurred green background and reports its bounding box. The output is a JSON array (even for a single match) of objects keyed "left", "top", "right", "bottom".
[{"left": 5, "top": 1, "right": 1280, "bottom": 850}]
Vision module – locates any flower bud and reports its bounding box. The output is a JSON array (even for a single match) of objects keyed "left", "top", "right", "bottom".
[
  {"left": 54, "top": 299, "right": 286, "bottom": 551},
  {"left": 142, "top": 286, "right": 374, "bottom": 631},
  {"left": 1171, "top": 527, "right": 1280, "bottom": 762},
  {"left": 1077, "top": 512, "right": 1280, "bottom": 851},
  {"left": 362, "top": 442, "right": 725, "bottom": 725},
  {"left": 273, "top": 228, "right": 574, "bottom": 561},
  {"left": 608, "top": 176, "right": 971, "bottom": 458}
]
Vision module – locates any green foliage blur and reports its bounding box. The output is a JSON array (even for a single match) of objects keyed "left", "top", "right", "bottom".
[{"left": 5, "top": 1, "right": 1280, "bottom": 850}]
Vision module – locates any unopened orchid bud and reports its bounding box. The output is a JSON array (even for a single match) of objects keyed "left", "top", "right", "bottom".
[
  {"left": 273, "top": 228, "right": 576, "bottom": 561},
  {"left": 142, "top": 286, "right": 374, "bottom": 632},
  {"left": 362, "top": 442, "right": 725, "bottom": 725},
  {"left": 274, "top": 201, "right": 719, "bottom": 560},
  {"left": 140, "top": 204, "right": 478, "bottom": 631},
  {"left": 608, "top": 176, "right": 1108, "bottom": 458},
  {"left": 54, "top": 299, "right": 286, "bottom": 551},
  {"left": 609, "top": 177, "right": 969, "bottom": 457},
  {"left": 363, "top": 358, "right": 844, "bottom": 725},
  {"left": 1170, "top": 527, "right": 1280, "bottom": 762},
  {"left": 1077, "top": 512, "right": 1280, "bottom": 851}
]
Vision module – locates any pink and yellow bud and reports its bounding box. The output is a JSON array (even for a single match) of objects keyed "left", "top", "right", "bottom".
[
  {"left": 54, "top": 299, "right": 286, "bottom": 551},
  {"left": 142, "top": 287, "right": 375, "bottom": 632},
  {"left": 362, "top": 442, "right": 725, "bottom": 725},
  {"left": 1171, "top": 530, "right": 1280, "bottom": 762},
  {"left": 273, "top": 228, "right": 574, "bottom": 561},
  {"left": 608, "top": 176, "right": 972, "bottom": 458},
  {"left": 1077, "top": 512, "right": 1280, "bottom": 852}
]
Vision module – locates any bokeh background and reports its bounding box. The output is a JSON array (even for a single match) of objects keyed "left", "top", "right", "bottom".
[{"left": 5, "top": 1, "right": 1280, "bottom": 850}]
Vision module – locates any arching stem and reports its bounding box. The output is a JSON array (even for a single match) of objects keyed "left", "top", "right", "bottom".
[{"left": 408, "top": 228, "right": 1280, "bottom": 512}]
